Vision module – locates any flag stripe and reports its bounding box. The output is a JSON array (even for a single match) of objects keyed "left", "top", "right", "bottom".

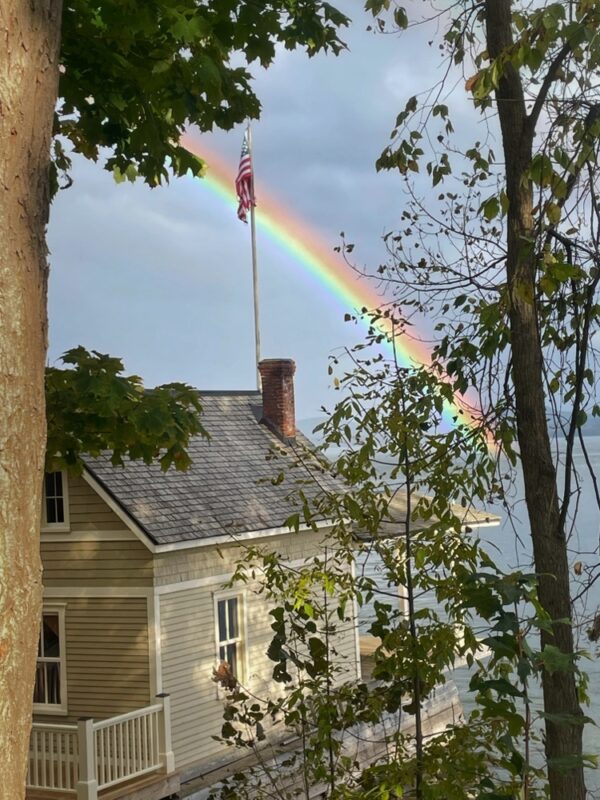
[{"left": 235, "top": 131, "right": 255, "bottom": 222}]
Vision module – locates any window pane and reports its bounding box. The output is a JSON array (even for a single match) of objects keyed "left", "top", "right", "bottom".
[
  {"left": 44, "top": 472, "right": 65, "bottom": 523},
  {"left": 44, "top": 472, "right": 56, "bottom": 496},
  {"left": 218, "top": 601, "right": 226, "bottom": 642},
  {"left": 33, "top": 663, "right": 46, "bottom": 704},
  {"left": 219, "top": 645, "right": 226, "bottom": 663},
  {"left": 226, "top": 643, "right": 238, "bottom": 677},
  {"left": 47, "top": 663, "right": 61, "bottom": 704},
  {"left": 43, "top": 615, "right": 60, "bottom": 657},
  {"left": 228, "top": 598, "right": 238, "bottom": 639},
  {"left": 46, "top": 497, "right": 57, "bottom": 524},
  {"left": 34, "top": 612, "right": 64, "bottom": 706}
]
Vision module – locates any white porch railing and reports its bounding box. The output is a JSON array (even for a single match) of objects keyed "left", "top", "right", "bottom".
[
  {"left": 28, "top": 723, "right": 79, "bottom": 792},
  {"left": 94, "top": 703, "right": 163, "bottom": 790},
  {"left": 27, "top": 694, "right": 175, "bottom": 800}
]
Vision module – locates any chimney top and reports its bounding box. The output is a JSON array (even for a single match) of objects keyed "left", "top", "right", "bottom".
[{"left": 258, "top": 359, "right": 296, "bottom": 442}]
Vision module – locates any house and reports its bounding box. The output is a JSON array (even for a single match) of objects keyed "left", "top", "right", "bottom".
[
  {"left": 28, "top": 360, "right": 360, "bottom": 800},
  {"left": 28, "top": 359, "right": 497, "bottom": 800}
]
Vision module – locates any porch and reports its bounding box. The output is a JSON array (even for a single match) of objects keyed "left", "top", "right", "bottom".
[{"left": 27, "top": 695, "right": 179, "bottom": 800}]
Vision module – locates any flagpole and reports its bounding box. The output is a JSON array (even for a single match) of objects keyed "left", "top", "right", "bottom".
[{"left": 247, "top": 123, "right": 261, "bottom": 390}]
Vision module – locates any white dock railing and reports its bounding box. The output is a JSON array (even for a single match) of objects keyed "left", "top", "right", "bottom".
[{"left": 27, "top": 694, "right": 175, "bottom": 800}]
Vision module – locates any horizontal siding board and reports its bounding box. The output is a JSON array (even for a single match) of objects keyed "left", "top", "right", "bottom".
[
  {"left": 42, "top": 553, "right": 149, "bottom": 565},
  {"left": 41, "top": 568, "right": 152, "bottom": 579},
  {"left": 72, "top": 510, "right": 125, "bottom": 521},
  {"left": 42, "top": 580, "right": 152, "bottom": 589},
  {"left": 160, "top": 598, "right": 213, "bottom": 615},
  {"left": 65, "top": 652, "right": 148, "bottom": 663},
  {"left": 42, "top": 543, "right": 151, "bottom": 555},
  {"left": 66, "top": 619, "right": 148, "bottom": 628},
  {"left": 68, "top": 689, "right": 150, "bottom": 700},
  {"left": 65, "top": 671, "right": 149, "bottom": 684},
  {"left": 68, "top": 617, "right": 149, "bottom": 625},
  {"left": 42, "top": 541, "right": 146, "bottom": 553},
  {"left": 68, "top": 607, "right": 148, "bottom": 616},
  {"left": 71, "top": 521, "right": 135, "bottom": 531}
]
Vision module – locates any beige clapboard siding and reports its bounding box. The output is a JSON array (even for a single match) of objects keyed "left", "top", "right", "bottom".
[
  {"left": 154, "top": 528, "right": 333, "bottom": 586},
  {"left": 68, "top": 473, "right": 129, "bottom": 531},
  {"left": 34, "top": 597, "right": 151, "bottom": 725},
  {"left": 41, "top": 539, "right": 153, "bottom": 586}
]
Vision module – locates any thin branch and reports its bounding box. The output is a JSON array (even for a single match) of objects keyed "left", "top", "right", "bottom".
[{"left": 527, "top": 41, "right": 572, "bottom": 135}]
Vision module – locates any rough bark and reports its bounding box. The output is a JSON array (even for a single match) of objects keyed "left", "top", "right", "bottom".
[
  {"left": 484, "top": 2, "right": 586, "bottom": 798},
  {"left": 0, "top": 2, "right": 62, "bottom": 797}
]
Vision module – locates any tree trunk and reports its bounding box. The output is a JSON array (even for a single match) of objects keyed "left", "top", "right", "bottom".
[
  {"left": 0, "top": 2, "right": 62, "bottom": 797},
  {"left": 485, "top": 3, "right": 586, "bottom": 799}
]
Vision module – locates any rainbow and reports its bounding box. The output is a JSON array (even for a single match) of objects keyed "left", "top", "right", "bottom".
[{"left": 181, "top": 130, "right": 491, "bottom": 446}]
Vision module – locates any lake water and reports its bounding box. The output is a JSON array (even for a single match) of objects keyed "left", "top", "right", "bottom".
[{"left": 355, "top": 436, "right": 600, "bottom": 795}]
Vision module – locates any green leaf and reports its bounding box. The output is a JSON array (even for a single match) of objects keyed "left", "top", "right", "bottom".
[
  {"left": 393, "top": 7, "right": 408, "bottom": 29},
  {"left": 482, "top": 195, "right": 500, "bottom": 221},
  {"left": 546, "top": 202, "right": 561, "bottom": 225},
  {"left": 538, "top": 645, "right": 576, "bottom": 675}
]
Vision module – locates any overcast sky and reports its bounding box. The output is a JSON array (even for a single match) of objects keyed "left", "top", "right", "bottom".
[{"left": 47, "top": 3, "right": 471, "bottom": 423}]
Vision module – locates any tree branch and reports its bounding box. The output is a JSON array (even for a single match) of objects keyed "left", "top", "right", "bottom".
[{"left": 527, "top": 41, "right": 572, "bottom": 135}]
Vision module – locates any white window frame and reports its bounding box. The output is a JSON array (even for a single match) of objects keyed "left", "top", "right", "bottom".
[
  {"left": 41, "top": 471, "right": 70, "bottom": 533},
  {"left": 33, "top": 605, "right": 68, "bottom": 715},
  {"left": 213, "top": 590, "right": 247, "bottom": 689}
]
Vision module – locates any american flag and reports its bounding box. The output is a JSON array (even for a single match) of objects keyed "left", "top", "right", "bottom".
[{"left": 235, "top": 129, "right": 255, "bottom": 223}]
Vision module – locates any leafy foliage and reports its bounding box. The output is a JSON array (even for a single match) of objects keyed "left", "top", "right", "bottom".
[
  {"left": 45, "top": 347, "right": 207, "bottom": 473},
  {"left": 53, "top": 0, "right": 349, "bottom": 190},
  {"left": 204, "top": 331, "right": 593, "bottom": 798}
]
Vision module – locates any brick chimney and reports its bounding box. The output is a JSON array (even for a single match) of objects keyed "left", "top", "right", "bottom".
[{"left": 258, "top": 359, "right": 296, "bottom": 441}]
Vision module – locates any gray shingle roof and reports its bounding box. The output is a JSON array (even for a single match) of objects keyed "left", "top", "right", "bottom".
[{"left": 84, "top": 392, "right": 338, "bottom": 546}]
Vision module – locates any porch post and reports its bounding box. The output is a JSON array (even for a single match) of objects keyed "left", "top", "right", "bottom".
[
  {"left": 156, "top": 693, "right": 175, "bottom": 773},
  {"left": 76, "top": 718, "right": 98, "bottom": 800}
]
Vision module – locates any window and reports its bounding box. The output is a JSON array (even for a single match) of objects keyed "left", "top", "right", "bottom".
[
  {"left": 42, "top": 471, "right": 70, "bottom": 531},
  {"left": 215, "top": 594, "right": 245, "bottom": 680},
  {"left": 33, "top": 608, "right": 67, "bottom": 714}
]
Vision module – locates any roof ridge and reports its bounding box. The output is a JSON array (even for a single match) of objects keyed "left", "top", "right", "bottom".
[{"left": 198, "top": 390, "right": 262, "bottom": 396}]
